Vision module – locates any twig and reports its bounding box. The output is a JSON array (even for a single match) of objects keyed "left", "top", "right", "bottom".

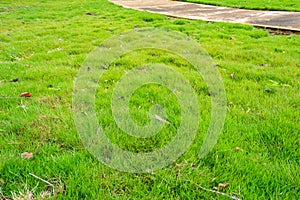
[
  {"left": 183, "top": 179, "right": 240, "bottom": 200},
  {"left": 154, "top": 115, "right": 171, "bottom": 124},
  {"left": 0, "top": 188, "right": 3, "bottom": 197},
  {"left": 197, "top": 184, "right": 240, "bottom": 200},
  {"left": 29, "top": 173, "right": 55, "bottom": 189}
]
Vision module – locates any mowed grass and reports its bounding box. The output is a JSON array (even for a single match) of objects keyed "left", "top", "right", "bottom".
[
  {"left": 0, "top": 0, "right": 300, "bottom": 199},
  {"left": 177, "top": 0, "right": 300, "bottom": 11}
]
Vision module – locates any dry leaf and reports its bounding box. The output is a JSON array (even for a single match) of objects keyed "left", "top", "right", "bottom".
[
  {"left": 10, "top": 78, "right": 19, "bottom": 82},
  {"left": 57, "top": 185, "right": 64, "bottom": 194},
  {"left": 21, "top": 152, "right": 34, "bottom": 159},
  {"left": 234, "top": 147, "right": 243, "bottom": 152},
  {"left": 40, "top": 190, "right": 52, "bottom": 198},
  {"left": 86, "top": 12, "right": 95, "bottom": 16},
  {"left": 231, "top": 73, "right": 235, "bottom": 79},
  {"left": 20, "top": 92, "right": 32, "bottom": 98},
  {"left": 218, "top": 182, "right": 230, "bottom": 190}
]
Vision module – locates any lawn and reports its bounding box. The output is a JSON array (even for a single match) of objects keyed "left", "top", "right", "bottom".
[
  {"left": 1, "top": 0, "right": 300, "bottom": 199},
  {"left": 176, "top": 0, "right": 300, "bottom": 11}
]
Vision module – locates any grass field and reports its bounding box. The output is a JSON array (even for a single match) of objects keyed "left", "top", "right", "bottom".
[
  {"left": 1, "top": 0, "right": 300, "bottom": 199},
  {"left": 177, "top": 0, "right": 300, "bottom": 11}
]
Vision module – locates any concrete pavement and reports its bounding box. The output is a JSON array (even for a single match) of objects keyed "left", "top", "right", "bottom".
[{"left": 109, "top": 0, "right": 300, "bottom": 31}]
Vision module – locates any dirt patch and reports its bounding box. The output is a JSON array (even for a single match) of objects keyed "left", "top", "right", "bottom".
[{"left": 256, "top": 26, "right": 300, "bottom": 35}]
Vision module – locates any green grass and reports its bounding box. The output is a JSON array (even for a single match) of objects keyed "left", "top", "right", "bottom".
[
  {"left": 176, "top": 0, "right": 300, "bottom": 11},
  {"left": 1, "top": 0, "right": 300, "bottom": 199}
]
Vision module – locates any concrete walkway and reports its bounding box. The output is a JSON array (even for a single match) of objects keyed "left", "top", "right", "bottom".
[{"left": 109, "top": 0, "right": 300, "bottom": 31}]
